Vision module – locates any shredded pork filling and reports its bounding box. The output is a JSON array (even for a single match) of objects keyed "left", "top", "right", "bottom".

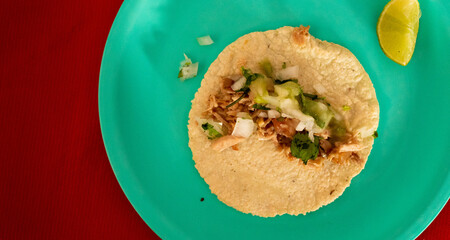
[{"left": 202, "top": 76, "right": 363, "bottom": 164}]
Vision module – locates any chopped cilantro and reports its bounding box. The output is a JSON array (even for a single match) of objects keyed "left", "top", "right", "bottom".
[
  {"left": 252, "top": 104, "right": 270, "bottom": 110},
  {"left": 238, "top": 67, "right": 263, "bottom": 92},
  {"left": 342, "top": 105, "right": 351, "bottom": 111},
  {"left": 373, "top": 131, "right": 378, "bottom": 139},
  {"left": 276, "top": 107, "right": 282, "bottom": 113},
  {"left": 274, "top": 79, "right": 297, "bottom": 85},
  {"left": 290, "top": 132, "right": 320, "bottom": 164},
  {"left": 201, "top": 123, "right": 222, "bottom": 139},
  {"left": 282, "top": 62, "right": 287, "bottom": 69}
]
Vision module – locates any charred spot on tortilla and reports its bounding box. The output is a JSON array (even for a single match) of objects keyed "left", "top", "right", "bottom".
[{"left": 188, "top": 26, "right": 379, "bottom": 217}]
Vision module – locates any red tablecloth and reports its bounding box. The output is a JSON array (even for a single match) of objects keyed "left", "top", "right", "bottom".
[{"left": 0, "top": 1, "right": 448, "bottom": 239}]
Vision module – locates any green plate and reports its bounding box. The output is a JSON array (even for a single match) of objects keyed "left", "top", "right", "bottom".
[{"left": 99, "top": 0, "right": 450, "bottom": 239}]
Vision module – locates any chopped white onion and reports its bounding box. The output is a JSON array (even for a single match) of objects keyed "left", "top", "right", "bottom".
[
  {"left": 277, "top": 65, "right": 299, "bottom": 80},
  {"left": 229, "top": 75, "right": 242, "bottom": 81},
  {"left": 281, "top": 113, "right": 294, "bottom": 118},
  {"left": 181, "top": 53, "right": 191, "bottom": 66},
  {"left": 305, "top": 119, "right": 315, "bottom": 131},
  {"left": 279, "top": 98, "right": 298, "bottom": 109},
  {"left": 181, "top": 62, "right": 198, "bottom": 80},
  {"left": 282, "top": 108, "right": 314, "bottom": 123},
  {"left": 196, "top": 35, "right": 214, "bottom": 46},
  {"left": 267, "top": 110, "right": 281, "bottom": 118},
  {"left": 359, "top": 127, "right": 374, "bottom": 138},
  {"left": 232, "top": 118, "right": 255, "bottom": 138},
  {"left": 178, "top": 54, "right": 198, "bottom": 81},
  {"left": 296, "top": 121, "right": 306, "bottom": 131},
  {"left": 258, "top": 112, "right": 268, "bottom": 118},
  {"left": 308, "top": 131, "right": 315, "bottom": 142},
  {"left": 295, "top": 119, "right": 317, "bottom": 141},
  {"left": 231, "top": 76, "right": 246, "bottom": 91},
  {"left": 312, "top": 124, "right": 324, "bottom": 133},
  {"left": 313, "top": 83, "right": 326, "bottom": 94}
]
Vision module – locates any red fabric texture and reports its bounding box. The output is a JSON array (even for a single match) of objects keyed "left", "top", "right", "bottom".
[{"left": 0, "top": 1, "right": 447, "bottom": 239}]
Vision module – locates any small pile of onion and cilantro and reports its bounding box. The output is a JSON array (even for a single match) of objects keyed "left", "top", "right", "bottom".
[
  {"left": 199, "top": 60, "right": 348, "bottom": 164},
  {"left": 178, "top": 36, "right": 214, "bottom": 81}
]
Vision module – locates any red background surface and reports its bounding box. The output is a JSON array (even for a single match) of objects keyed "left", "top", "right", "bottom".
[{"left": 0, "top": 0, "right": 448, "bottom": 239}]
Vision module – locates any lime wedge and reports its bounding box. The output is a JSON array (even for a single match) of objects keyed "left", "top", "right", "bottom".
[{"left": 377, "top": 0, "right": 421, "bottom": 66}]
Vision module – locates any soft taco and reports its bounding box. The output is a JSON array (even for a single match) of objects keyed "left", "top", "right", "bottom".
[{"left": 188, "top": 26, "right": 379, "bottom": 217}]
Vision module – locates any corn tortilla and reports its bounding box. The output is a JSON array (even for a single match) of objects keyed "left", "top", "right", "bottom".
[{"left": 188, "top": 26, "right": 379, "bottom": 217}]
